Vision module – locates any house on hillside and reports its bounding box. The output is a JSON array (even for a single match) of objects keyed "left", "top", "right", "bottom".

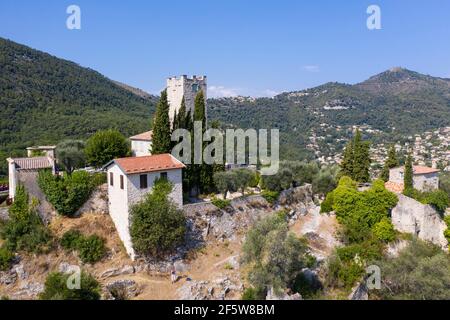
[
  {"left": 7, "top": 155, "right": 56, "bottom": 200},
  {"left": 130, "top": 131, "right": 153, "bottom": 157},
  {"left": 103, "top": 154, "right": 185, "bottom": 259},
  {"left": 386, "top": 165, "right": 440, "bottom": 193},
  {"left": 7, "top": 154, "right": 57, "bottom": 222}
]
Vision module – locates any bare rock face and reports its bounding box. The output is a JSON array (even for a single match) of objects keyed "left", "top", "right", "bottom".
[
  {"left": 75, "top": 184, "right": 108, "bottom": 216},
  {"left": 266, "top": 287, "right": 302, "bottom": 300},
  {"left": 391, "top": 194, "right": 448, "bottom": 249},
  {"left": 177, "top": 277, "right": 243, "bottom": 300}
]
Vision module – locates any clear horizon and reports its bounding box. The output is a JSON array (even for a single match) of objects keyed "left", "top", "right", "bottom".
[{"left": 1, "top": 0, "right": 450, "bottom": 97}]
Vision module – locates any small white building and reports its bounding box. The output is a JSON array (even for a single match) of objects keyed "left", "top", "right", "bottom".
[
  {"left": 130, "top": 131, "right": 153, "bottom": 157},
  {"left": 7, "top": 156, "right": 56, "bottom": 200},
  {"left": 388, "top": 165, "right": 440, "bottom": 193},
  {"left": 104, "top": 154, "right": 185, "bottom": 260}
]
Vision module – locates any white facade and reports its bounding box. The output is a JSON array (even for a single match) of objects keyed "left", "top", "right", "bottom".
[
  {"left": 389, "top": 166, "right": 440, "bottom": 192},
  {"left": 167, "top": 75, "right": 207, "bottom": 123},
  {"left": 106, "top": 162, "right": 183, "bottom": 260},
  {"left": 131, "top": 140, "right": 152, "bottom": 157}
]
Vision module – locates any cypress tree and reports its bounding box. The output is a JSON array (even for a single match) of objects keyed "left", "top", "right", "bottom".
[
  {"left": 151, "top": 90, "right": 172, "bottom": 155},
  {"left": 381, "top": 145, "right": 399, "bottom": 182},
  {"left": 177, "top": 96, "right": 187, "bottom": 130},
  {"left": 352, "top": 129, "right": 371, "bottom": 183},
  {"left": 404, "top": 153, "right": 414, "bottom": 192},
  {"left": 194, "top": 90, "right": 206, "bottom": 128},
  {"left": 340, "top": 141, "right": 354, "bottom": 178}
]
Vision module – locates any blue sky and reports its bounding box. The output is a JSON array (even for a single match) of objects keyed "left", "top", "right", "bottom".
[{"left": 1, "top": 0, "right": 450, "bottom": 97}]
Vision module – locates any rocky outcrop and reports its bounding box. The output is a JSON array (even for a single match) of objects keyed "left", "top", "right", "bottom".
[
  {"left": 76, "top": 184, "right": 108, "bottom": 216},
  {"left": 177, "top": 276, "right": 243, "bottom": 300},
  {"left": 348, "top": 282, "right": 368, "bottom": 300},
  {"left": 391, "top": 194, "right": 448, "bottom": 249},
  {"left": 183, "top": 185, "right": 316, "bottom": 244}
]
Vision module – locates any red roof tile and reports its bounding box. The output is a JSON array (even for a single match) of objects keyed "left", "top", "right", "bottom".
[
  {"left": 114, "top": 154, "right": 185, "bottom": 174},
  {"left": 413, "top": 166, "right": 440, "bottom": 175},
  {"left": 130, "top": 131, "right": 153, "bottom": 141},
  {"left": 385, "top": 181, "right": 404, "bottom": 194}
]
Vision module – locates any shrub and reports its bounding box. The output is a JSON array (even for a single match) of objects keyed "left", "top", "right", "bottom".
[
  {"left": 77, "top": 235, "right": 106, "bottom": 264},
  {"left": 261, "top": 190, "right": 279, "bottom": 205},
  {"left": 241, "top": 214, "right": 310, "bottom": 296},
  {"left": 372, "top": 218, "right": 396, "bottom": 242},
  {"left": 1, "top": 186, "right": 52, "bottom": 253},
  {"left": 60, "top": 230, "right": 83, "bottom": 251},
  {"left": 0, "top": 246, "right": 14, "bottom": 271},
  {"left": 423, "top": 190, "right": 449, "bottom": 214},
  {"left": 91, "top": 172, "right": 107, "bottom": 187},
  {"left": 38, "top": 170, "right": 96, "bottom": 217},
  {"left": 444, "top": 216, "right": 450, "bottom": 244},
  {"left": 39, "top": 271, "right": 101, "bottom": 300},
  {"left": 324, "top": 254, "right": 365, "bottom": 291},
  {"left": 61, "top": 230, "right": 106, "bottom": 264},
  {"left": 85, "top": 129, "right": 130, "bottom": 168},
  {"left": 130, "top": 180, "right": 186, "bottom": 257},
  {"left": 211, "top": 197, "right": 231, "bottom": 210},
  {"left": 242, "top": 287, "right": 265, "bottom": 300},
  {"left": 373, "top": 239, "right": 450, "bottom": 300},
  {"left": 292, "top": 272, "right": 322, "bottom": 299},
  {"left": 320, "top": 191, "right": 334, "bottom": 213}
]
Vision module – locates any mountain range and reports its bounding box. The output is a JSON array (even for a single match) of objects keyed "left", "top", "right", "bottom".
[{"left": 1, "top": 37, "right": 450, "bottom": 176}]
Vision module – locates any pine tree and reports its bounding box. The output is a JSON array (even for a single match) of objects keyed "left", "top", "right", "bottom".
[
  {"left": 404, "top": 153, "right": 414, "bottom": 193},
  {"left": 381, "top": 145, "right": 399, "bottom": 182},
  {"left": 151, "top": 90, "right": 172, "bottom": 155},
  {"left": 352, "top": 129, "right": 371, "bottom": 183}
]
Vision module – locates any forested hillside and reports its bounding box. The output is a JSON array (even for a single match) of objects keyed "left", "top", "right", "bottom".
[
  {"left": 209, "top": 68, "right": 450, "bottom": 160},
  {"left": 0, "top": 38, "right": 157, "bottom": 177}
]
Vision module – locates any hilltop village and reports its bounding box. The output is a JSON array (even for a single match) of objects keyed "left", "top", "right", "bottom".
[{"left": 0, "top": 74, "right": 449, "bottom": 301}]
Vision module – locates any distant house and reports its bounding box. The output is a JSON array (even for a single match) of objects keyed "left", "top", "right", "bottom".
[
  {"left": 386, "top": 165, "right": 440, "bottom": 193},
  {"left": 26, "top": 146, "right": 56, "bottom": 158},
  {"left": 130, "top": 131, "right": 153, "bottom": 157},
  {"left": 103, "top": 154, "right": 185, "bottom": 259}
]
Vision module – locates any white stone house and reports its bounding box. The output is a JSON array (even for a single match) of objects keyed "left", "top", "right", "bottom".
[
  {"left": 7, "top": 156, "right": 56, "bottom": 200},
  {"left": 130, "top": 131, "right": 153, "bottom": 157},
  {"left": 104, "top": 154, "right": 185, "bottom": 260},
  {"left": 388, "top": 165, "right": 440, "bottom": 192}
]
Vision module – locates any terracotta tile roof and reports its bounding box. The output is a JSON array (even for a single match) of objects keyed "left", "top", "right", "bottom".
[
  {"left": 130, "top": 131, "right": 153, "bottom": 141},
  {"left": 114, "top": 154, "right": 185, "bottom": 174},
  {"left": 10, "top": 157, "right": 53, "bottom": 170},
  {"left": 413, "top": 166, "right": 440, "bottom": 175},
  {"left": 385, "top": 181, "right": 404, "bottom": 194}
]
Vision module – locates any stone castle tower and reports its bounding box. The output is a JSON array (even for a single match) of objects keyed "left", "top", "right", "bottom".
[{"left": 167, "top": 75, "right": 207, "bottom": 123}]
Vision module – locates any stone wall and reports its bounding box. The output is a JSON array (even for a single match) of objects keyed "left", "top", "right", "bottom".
[{"left": 391, "top": 194, "right": 448, "bottom": 249}]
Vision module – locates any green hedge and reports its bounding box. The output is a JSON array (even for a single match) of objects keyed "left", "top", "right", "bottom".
[{"left": 38, "top": 170, "right": 98, "bottom": 217}]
